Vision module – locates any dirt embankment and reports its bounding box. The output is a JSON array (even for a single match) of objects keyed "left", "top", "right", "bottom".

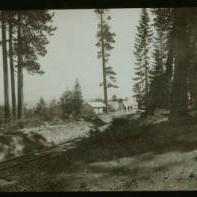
[
  {"left": 0, "top": 120, "right": 94, "bottom": 163},
  {"left": 2, "top": 114, "right": 197, "bottom": 191}
]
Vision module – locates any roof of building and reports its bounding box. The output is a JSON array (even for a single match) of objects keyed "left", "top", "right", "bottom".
[{"left": 87, "top": 101, "right": 106, "bottom": 108}]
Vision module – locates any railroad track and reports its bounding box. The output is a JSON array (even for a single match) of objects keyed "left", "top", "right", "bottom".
[
  {"left": 0, "top": 136, "right": 82, "bottom": 172},
  {"left": 0, "top": 114, "right": 134, "bottom": 172}
]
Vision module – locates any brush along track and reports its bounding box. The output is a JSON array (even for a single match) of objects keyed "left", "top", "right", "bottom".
[{"left": 0, "top": 113, "right": 133, "bottom": 172}]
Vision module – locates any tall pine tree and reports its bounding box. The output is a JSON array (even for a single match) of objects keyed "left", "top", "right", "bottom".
[
  {"left": 1, "top": 11, "right": 10, "bottom": 122},
  {"left": 95, "top": 9, "right": 118, "bottom": 113},
  {"left": 186, "top": 8, "right": 197, "bottom": 110},
  {"left": 8, "top": 11, "right": 17, "bottom": 119},
  {"left": 14, "top": 10, "right": 56, "bottom": 119},
  {"left": 151, "top": 8, "right": 175, "bottom": 113},
  {"left": 133, "top": 8, "right": 152, "bottom": 111},
  {"left": 148, "top": 8, "right": 174, "bottom": 113},
  {"left": 169, "top": 8, "right": 190, "bottom": 119}
]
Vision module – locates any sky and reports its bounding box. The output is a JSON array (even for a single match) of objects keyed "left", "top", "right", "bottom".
[{"left": 0, "top": 9, "right": 140, "bottom": 106}]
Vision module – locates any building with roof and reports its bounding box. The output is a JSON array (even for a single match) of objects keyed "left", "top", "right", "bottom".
[{"left": 86, "top": 101, "right": 106, "bottom": 114}]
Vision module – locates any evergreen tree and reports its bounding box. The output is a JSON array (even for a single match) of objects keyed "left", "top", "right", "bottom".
[
  {"left": 48, "top": 99, "right": 58, "bottom": 117},
  {"left": 149, "top": 8, "right": 197, "bottom": 118},
  {"left": 14, "top": 10, "right": 56, "bottom": 119},
  {"left": 186, "top": 8, "right": 197, "bottom": 110},
  {"left": 0, "top": 11, "right": 56, "bottom": 121},
  {"left": 95, "top": 9, "right": 118, "bottom": 113},
  {"left": 147, "top": 8, "right": 175, "bottom": 113},
  {"left": 60, "top": 80, "right": 84, "bottom": 119},
  {"left": 8, "top": 11, "right": 16, "bottom": 119},
  {"left": 17, "top": 12, "right": 23, "bottom": 120},
  {"left": 72, "top": 79, "right": 83, "bottom": 117},
  {"left": 60, "top": 89, "right": 74, "bottom": 119},
  {"left": 133, "top": 8, "right": 153, "bottom": 111},
  {"left": 151, "top": 8, "right": 175, "bottom": 112},
  {"left": 169, "top": 8, "right": 190, "bottom": 119},
  {"left": 133, "top": 8, "right": 197, "bottom": 119},
  {"left": 1, "top": 11, "right": 10, "bottom": 122},
  {"left": 148, "top": 46, "right": 167, "bottom": 113},
  {"left": 35, "top": 97, "right": 47, "bottom": 117}
]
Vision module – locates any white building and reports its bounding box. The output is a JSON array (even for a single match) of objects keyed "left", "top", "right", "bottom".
[{"left": 87, "top": 101, "right": 106, "bottom": 114}]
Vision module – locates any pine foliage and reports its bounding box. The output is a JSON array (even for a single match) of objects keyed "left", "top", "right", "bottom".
[{"left": 133, "top": 8, "right": 153, "bottom": 110}]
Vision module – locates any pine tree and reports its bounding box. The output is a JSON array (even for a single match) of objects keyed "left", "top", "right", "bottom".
[
  {"left": 35, "top": 97, "right": 47, "bottom": 117},
  {"left": 95, "top": 9, "right": 118, "bottom": 113},
  {"left": 151, "top": 8, "right": 175, "bottom": 112},
  {"left": 1, "top": 11, "right": 10, "bottom": 122},
  {"left": 60, "top": 89, "right": 74, "bottom": 119},
  {"left": 0, "top": 11, "right": 56, "bottom": 122},
  {"left": 147, "top": 9, "right": 174, "bottom": 113},
  {"left": 148, "top": 46, "right": 167, "bottom": 113},
  {"left": 48, "top": 99, "right": 58, "bottom": 117},
  {"left": 8, "top": 11, "right": 16, "bottom": 119},
  {"left": 14, "top": 10, "right": 56, "bottom": 119},
  {"left": 169, "top": 8, "right": 190, "bottom": 119},
  {"left": 149, "top": 8, "right": 197, "bottom": 118},
  {"left": 133, "top": 8, "right": 153, "bottom": 111},
  {"left": 72, "top": 79, "right": 83, "bottom": 117},
  {"left": 186, "top": 8, "right": 197, "bottom": 110},
  {"left": 17, "top": 12, "right": 23, "bottom": 119}
]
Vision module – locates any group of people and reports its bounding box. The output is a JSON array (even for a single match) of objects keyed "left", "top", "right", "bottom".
[{"left": 124, "top": 105, "right": 132, "bottom": 111}]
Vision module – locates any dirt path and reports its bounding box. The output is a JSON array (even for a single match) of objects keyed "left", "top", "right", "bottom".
[{"left": 1, "top": 139, "right": 197, "bottom": 191}]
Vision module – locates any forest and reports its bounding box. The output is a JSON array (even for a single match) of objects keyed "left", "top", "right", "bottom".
[
  {"left": 133, "top": 8, "right": 197, "bottom": 120},
  {"left": 1, "top": 9, "right": 197, "bottom": 125},
  {"left": 0, "top": 8, "right": 197, "bottom": 191}
]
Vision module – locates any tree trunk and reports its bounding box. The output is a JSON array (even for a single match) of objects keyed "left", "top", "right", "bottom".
[
  {"left": 9, "top": 14, "right": 16, "bottom": 119},
  {"left": 100, "top": 11, "right": 108, "bottom": 113},
  {"left": 144, "top": 65, "right": 149, "bottom": 110},
  {"left": 165, "top": 31, "right": 174, "bottom": 109},
  {"left": 169, "top": 8, "right": 189, "bottom": 120},
  {"left": 1, "top": 11, "right": 10, "bottom": 123},
  {"left": 17, "top": 12, "right": 23, "bottom": 119}
]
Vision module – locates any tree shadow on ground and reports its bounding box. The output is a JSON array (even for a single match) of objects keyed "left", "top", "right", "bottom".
[
  {"left": 55, "top": 117, "right": 197, "bottom": 164},
  {"left": 26, "top": 117, "right": 197, "bottom": 177},
  {"left": 2, "top": 117, "right": 197, "bottom": 191}
]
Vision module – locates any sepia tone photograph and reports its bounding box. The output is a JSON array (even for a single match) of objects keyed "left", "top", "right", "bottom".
[{"left": 0, "top": 6, "right": 197, "bottom": 191}]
